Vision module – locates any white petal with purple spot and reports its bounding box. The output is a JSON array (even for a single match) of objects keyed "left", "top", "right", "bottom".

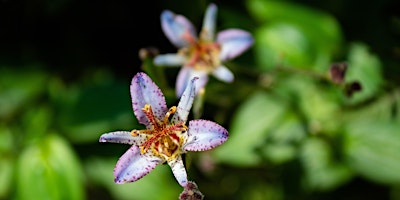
[
  {"left": 167, "top": 156, "right": 188, "bottom": 187},
  {"left": 114, "top": 146, "right": 163, "bottom": 184},
  {"left": 184, "top": 119, "right": 228, "bottom": 151},
  {"left": 172, "top": 77, "right": 197, "bottom": 123},
  {"left": 130, "top": 72, "right": 168, "bottom": 128},
  {"left": 99, "top": 131, "right": 145, "bottom": 145},
  {"left": 217, "top": 29, "right": 254, "bottom": 61},
  {"left": 161, "top": 10, "right": 197, "bottom": 48}
]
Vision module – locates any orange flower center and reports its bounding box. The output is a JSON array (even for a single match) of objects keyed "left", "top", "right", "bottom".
[
  {"left": 131, "top": 104, "right": 187, "bottom": 161},
  {"left": 180, "top": 31, "right": 221, "bottom": 72}
]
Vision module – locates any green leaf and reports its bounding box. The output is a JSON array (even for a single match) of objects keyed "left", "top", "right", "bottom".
[
  {"left": 344, "top": 120, "right": 400, "bottom": 184},
  {"left": 0, "top": 68, "right": 47, "bottom": 120},
  {"left": 21, "top": 106, "right": 52, "bottom": 144},
  {"left": 278, "top": 76, "right": 341, "bottom": 135},
  {"left": 255, "top": 23, "right": 312, "bottom": 69},
  {"left": 300, "top": 138, "right": 353, "bottom": 191},
  {"left": 85, "top": 157, "right": 181, "bottom": 200},
  {"left": 212, "top": 91, "right": 287, "bottom": 166},
  {"left": 0, "top": 157, "right": 13, "bottom": 199},
  {"left": 16, "top": 134, "right": 84, "bottom": 200},
  {"left": 261, "top": 114, "right": 305, "bottom": 164},
  {"left": 247, "top": 0, "right": 342, "bottom": 71},
  {"left": 342, "top": 90, "right": 400, "bottom": 123},
  {"left": 60, "top": 80, "right": 136, "bottom": 143},
  {"left": 0, "top": 126, "right": 13, "bottom": 153},
  {"left": 345, "top": 43, "right": 383, "bottom": 104}
]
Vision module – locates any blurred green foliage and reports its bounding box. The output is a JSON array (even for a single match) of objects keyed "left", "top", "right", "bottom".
[{"left": 1, "top": 0, "right": 399, "bottom": 199}]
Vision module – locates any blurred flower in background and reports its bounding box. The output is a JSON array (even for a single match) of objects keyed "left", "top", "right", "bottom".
[{"left": 154, "top": 3, "right": 254, "bottom": 96}]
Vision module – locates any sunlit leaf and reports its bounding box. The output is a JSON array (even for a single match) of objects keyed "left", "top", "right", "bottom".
[
  {"left": 16, "top": 134, "right": 84, "bottom": 200},
  {"left": 277, "top": 75, "right": 341, "bottom": 135},
  {"left": 213, "top": 91, "right": 287, "bottom": 166},
  {"left": 0, "top": 157, "right": 13, "bottom": 199},
  {"left": 0, "top": 126, "right": 13, "bottom": 153},
  {"left": 342, "top": 90, "right": 400, "bottom": 123},
  {"left": 344, "top": 120, "right": 400, "bottom": 184},
  {"left": 255, "top": 23, "right": 311, "bottom": 69},
  {"left": 345, "top": 43, "right": 383, "bottom": 104},
  {"left": 21, "top": 106, "right": 52, "bottom": 143},
  {"left": 247, "top": 0, "right": 342, "bottom": 71}
]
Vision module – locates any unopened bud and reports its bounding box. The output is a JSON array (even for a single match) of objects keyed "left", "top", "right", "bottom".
[
  {"left": 345, "top": 81, "right": 362, "bottom": 97},
  {"left": 329, "top": 62, "right": 348, "bottom": 84},
  {"left": 179, "top": 181, "right": 204, "bottom": 200},
  {"left": 139, "top": 47, "right": 159, "bottom": 60}
]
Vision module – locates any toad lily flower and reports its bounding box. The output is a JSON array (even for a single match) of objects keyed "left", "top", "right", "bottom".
[
  {"left": 154, "top": 3, "right": 254, "bottom": 97},
  {"left": 99, "top": 72, "right": 228, "bottom": 187}
]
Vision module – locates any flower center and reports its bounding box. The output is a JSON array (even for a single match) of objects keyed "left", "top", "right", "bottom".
[
  {"left": 181, "top": 31, "right": 221, "bottom": 72},
  {"left": 131, "top": 104, "right": 187, "bottom": 161}
]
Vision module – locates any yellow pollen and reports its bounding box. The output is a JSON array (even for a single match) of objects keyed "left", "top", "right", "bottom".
[{"left": 135, "top": 104, "right": 187, "bottom": 160}]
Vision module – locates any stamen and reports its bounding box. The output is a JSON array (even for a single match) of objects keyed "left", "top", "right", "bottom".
[
  {"left": 163, "top": 106, "right": 177, "bottom": 125},
  {"left": 135, "top": 104, "right": 187, "bottom": 160},
  {"left": 142, "top": 104, "right": 161, "bottom": 130},
  {"left": 131, "top": 130, "right": 139, "bottom": 136}
]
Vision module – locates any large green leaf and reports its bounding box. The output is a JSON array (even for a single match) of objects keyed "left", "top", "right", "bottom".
[
  {"left": 212, "top": 91, "right": 287, "bottom": 166},
  {"left": 277, "top": 75, "right": 341, "bottom": 135},
  {"left": 300, "top": 137, "right": 353, "bottom": 191},
  {"left": 16, "top": 134, "right": 84, "bottom": 200},
  {"left": 0, "top": 157, "right": 13, "bottom": 199},
  {"left": 344, "top": 120, "right": 400, "bottom": 184},
  {"left": 248, "top": 0, "right": 342, "bottom": 71},
  {"left": 345, "top": 43, "right": 383, "bottom": 104},
  {"left": 261, "top": 113, "right": 305, "bottom": 164},
  {"left": 0, "top": 68, "right": 47, "bottom": 120},
  {"left": 255, "top": 23, "right": 312, "bottom": 69}
]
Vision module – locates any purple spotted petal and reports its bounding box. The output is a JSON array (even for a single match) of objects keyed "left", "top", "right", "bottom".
[
  {"left": 172, "top": 77, "right": 197, "bottom": 123},
  {"left": 201, "top": 3, "right": 217, "bottom": 41},
  {"left": 167, "top": 156, "right": 188, "bottom": 187},
  {"left": 114, "top": 146, "right": 163, "bottom": 184},
  {"left": 217, "top": 29, "right": 254, "bottom": 61},
  {"left": 161, "top": 10, "right": 197, "bottom": 48},
  {"left": 176, "top": 67, "right": 208, "bottom": 97},
  {"left": 154, "top": 54, "right": 187, "bottom": 66},
  {"left": 130, "top": 72, "right": 168, "bottom": 128},
  {"left": 212, "top": 65, "right": 234, "bottom": 83},
  {"left": 184, "top": 119, "right": 228, "bottom": 151},
  {"left": 99, "top": 131, "right": 146, "bottom": 145}
]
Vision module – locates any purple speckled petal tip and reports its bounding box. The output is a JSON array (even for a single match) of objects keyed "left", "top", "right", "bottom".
[
  {"left": 172, "top": 76, "right": 197, "bottom": 123},
  {"left": 161, "top": 10, "right": 197, "bottom": 48},
  {"left": 184, "top": 119, "right": 228, "bottom": 151},
  {"left": 130, "top": 72, "right": 168, "bottom": 128},
  {"left": 114, "top": 146, "right": 163, "bottom": 184},
  {"left": 167, "top": 156, "right": 188, "bottom": 187},
  {"left": 99, "top": 131, "right": 145, "bottom": 145},
  {"left": 217, "top": 29, "right": 254, "bottom": 61}
]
